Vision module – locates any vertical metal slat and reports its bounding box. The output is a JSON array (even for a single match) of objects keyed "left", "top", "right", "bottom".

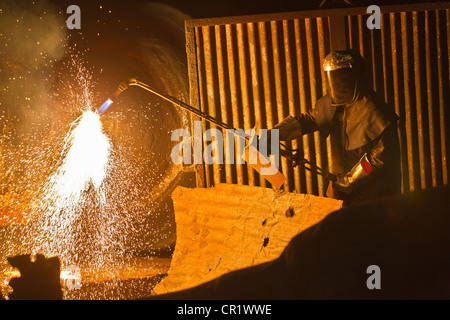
[
  {"left": 214, "top": 25, "right": 233, "bottom": 184},
  {"left": 401, "top": 12, "right": 416, "bottom": 191},
  {"left": 236, "top": 23, "right": 255, "bottom": 186},
  {"left": 317, "top": 17, "right": 328, "bottom": 197},
  {"left": 424, "top": 11, "right": 437, "bottom": 187},
  {"left": 247, "top": 22, "right": 266, "bottom": 187},
  {"left": 294, "top": 19, "right": 313, "bottom": 194},
  {"left": 305, "top": 18, "right": 320, "bottom": 196},
  {"left": 225, "top": 24, "right": 244, "bottom": 185},
  {"left": 282, "top": 20, "right": 301, "bottom": 192},
  {"left": 195, "top": 27, "right": 212, "bottom": 188},
  {"left": 271, "top": 20, "right": 291, "bottom": 191},
  {"left": 412, "top": 12, "right": 427, "bottom": 190},
  {"left": 202, "top": 26, "right": 222, "bottom": 186}
]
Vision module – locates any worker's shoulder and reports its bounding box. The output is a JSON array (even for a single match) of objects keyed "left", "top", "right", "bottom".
[
  {"left": 312, "top": 93, "right": 335, "bottom": 130},
  {"left": 313, "top": 92, "right": 333, "bottom": 115},
  {"left": 361, "top": 92, "right": 399, "bottom": 122}
]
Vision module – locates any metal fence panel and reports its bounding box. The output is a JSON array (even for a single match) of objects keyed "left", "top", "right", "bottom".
[{"left": 186, "top": 2, "right": 450, "bottom": 195}]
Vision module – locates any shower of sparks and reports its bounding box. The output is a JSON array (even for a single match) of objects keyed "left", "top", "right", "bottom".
[
  {"left": 31, "top": 108, "right": 115, "bottom": 267},
  {"left": 45, "top": 110, "right": 111, "bottom": 200},
  {"left": 0, "top": 53, "right": 181, "bottom": 299},
  {"left": 1, "top": 1, "right": 190, "bottom": 299}
]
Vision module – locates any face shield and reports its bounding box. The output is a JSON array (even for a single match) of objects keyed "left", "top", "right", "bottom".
[
  {"left": 323, "top": 51, "right": 358, "bottom": 106},
  {"left": 325, "top": 67, "right": 358, "bottom": 106}
]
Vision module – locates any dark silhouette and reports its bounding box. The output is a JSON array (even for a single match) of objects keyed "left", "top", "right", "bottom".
[
  {"left": 7, "top": 254, "right": 63, "bottom": 300},
  {"left": 147, "top": 185, "right": 450, "bottom": 300}
]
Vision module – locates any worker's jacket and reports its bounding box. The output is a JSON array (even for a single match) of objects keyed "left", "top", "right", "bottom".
[{"left": 295, "top": 91, "right": 402, "bottom": 203}]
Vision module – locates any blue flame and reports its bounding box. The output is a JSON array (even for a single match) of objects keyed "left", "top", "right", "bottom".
[{"left": 97, "top": 99, "right": 113, "bottom": 114}]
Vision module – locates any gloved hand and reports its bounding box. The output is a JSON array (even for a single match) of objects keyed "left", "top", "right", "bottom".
[
  {"left": 331, "top": 153, "right": 375, "bottom": 195},
  {"left": 270, "top": 115, "right": 302, "bottom": 142},
  {"left": 332, "top": 174, "right": 353, "bottom": 194},
  {"left": 262, "top": 115, "right": 302, "bottom": 157}
]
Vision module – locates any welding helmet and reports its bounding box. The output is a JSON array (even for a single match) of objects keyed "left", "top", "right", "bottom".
[{"left": 322, "top": 51, "right": 360, "bottom": 106}]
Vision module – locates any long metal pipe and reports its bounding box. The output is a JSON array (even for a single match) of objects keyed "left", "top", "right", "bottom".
[
  {"left": 114, "top": 78, "right": 237, "bottom": 133},
  {"left": 100, "top": 78, "right": 332, "bottom": 179}
]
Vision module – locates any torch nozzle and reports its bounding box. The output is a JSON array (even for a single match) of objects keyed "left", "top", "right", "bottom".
[{"left": 113, "top": 78, "right": 137, "bottom": 98}]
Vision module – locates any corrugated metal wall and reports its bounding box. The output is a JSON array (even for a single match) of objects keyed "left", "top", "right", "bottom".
[{"left": 185, "top": 2, "right": 450, "bottom": 195}]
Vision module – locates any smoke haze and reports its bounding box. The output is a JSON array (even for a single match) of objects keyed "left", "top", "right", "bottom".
[{"left": 0, "top": 0, "right": 68, "bottom": 134}]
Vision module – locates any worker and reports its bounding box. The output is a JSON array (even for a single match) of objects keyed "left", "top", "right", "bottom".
[{"left": 271, "top": 50, "right": 401, "bottom": 205}]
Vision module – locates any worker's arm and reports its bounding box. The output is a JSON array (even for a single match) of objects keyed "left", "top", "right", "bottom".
[
  {"left": 270, "top": 111, "right": 318, "bottom": 142},
  {"left": 332, "top": 123, "right": 398, "bottom": 194},
  {"left": 270, "top": 93, "right": 335, "bottom": 142},
  {"left": 264, "top": 94, "right": 334, "bottom": 160},
  {"left": 263, "top": 110, "right": 318, "bottom": 158},
  {"left": 294, "top": 111, "right": 321, "bottom": 136}
]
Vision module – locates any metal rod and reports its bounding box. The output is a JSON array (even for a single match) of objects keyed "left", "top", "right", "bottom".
[
  {"left": 110, "top": 78, "right": 332, "bottom": 179},
  {"left": 127, "top": 79, "right": 236, "bottom": 132}
]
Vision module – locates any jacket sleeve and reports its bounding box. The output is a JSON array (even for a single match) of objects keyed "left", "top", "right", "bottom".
[
  {"left": 295, "top": 110, "right": 319, "bottom": 135},
  {"left": 332, "top": 122, "right": 400, "bottom": 195},
  {"left": 297, "top": 93, "right": 336, "bottom": 137},
  {"left": 274, "top": 93, "right": 334, "bottom": 140},
  {"left": 366, "top": 123, "right": 399, "bottom": 172}
]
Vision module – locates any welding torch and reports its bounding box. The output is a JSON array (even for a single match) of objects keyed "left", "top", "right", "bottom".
[{"left": 97, "top": 78, "right": 336, "bottom": 181}]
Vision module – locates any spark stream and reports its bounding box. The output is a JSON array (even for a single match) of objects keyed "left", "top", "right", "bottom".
[{"left": 171, "top": 121, "right": 280, "bottom": 175}]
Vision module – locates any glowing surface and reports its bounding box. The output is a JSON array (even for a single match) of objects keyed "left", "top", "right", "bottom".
[
  {"left": 0, "top": 0, "right": 190, "bottom": 299},
  {"left": 46, "top": 110, "right": 112, "bottom": 202},
  {"left": 30, "top": 108, "right": 115, "bottom": 268}
]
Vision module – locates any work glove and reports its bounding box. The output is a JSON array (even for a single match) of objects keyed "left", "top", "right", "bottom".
[
  {"left": 270, "top": 115, "right": 302, "bottom": 142},
  {"left": 332, "top": 153, "right": 375, "bottom": 194},
  {"left": 262, "top": 115, "right": 302, "bottom": 158}
]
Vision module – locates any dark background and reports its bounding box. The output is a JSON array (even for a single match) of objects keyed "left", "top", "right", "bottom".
[
  {"left": 135, "top": 0, "right": 447, "bottom": 18},
  {"left": 51, "top": 0, "right": 450, "bottom": 19}
]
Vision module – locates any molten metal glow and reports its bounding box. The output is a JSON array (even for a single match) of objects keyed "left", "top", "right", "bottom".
[
  {"left": 1, "top": 56, "right": 185, "bottom": 299},
  {"left": 46, "top": 110, "right": 112, "bottom": 204},
  {"left": 31, "top": 108, "right": 114, "bottom": 270}
]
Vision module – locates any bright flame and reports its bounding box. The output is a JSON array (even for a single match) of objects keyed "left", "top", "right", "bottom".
[
  {"left": 97, "top": 99, "right": 113, "bottom": 114},
  {"left": 59, "top": 110, "right": 110, "bottom": 191},
  {"left": 60, "top": 269, "right": 81, "bottom": 281},
  {"left": 46, "top": 110, "right": 112, "bottom": 206},
  {"left": 33, "top": 109, "right": 113, "bottom": 262}
]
